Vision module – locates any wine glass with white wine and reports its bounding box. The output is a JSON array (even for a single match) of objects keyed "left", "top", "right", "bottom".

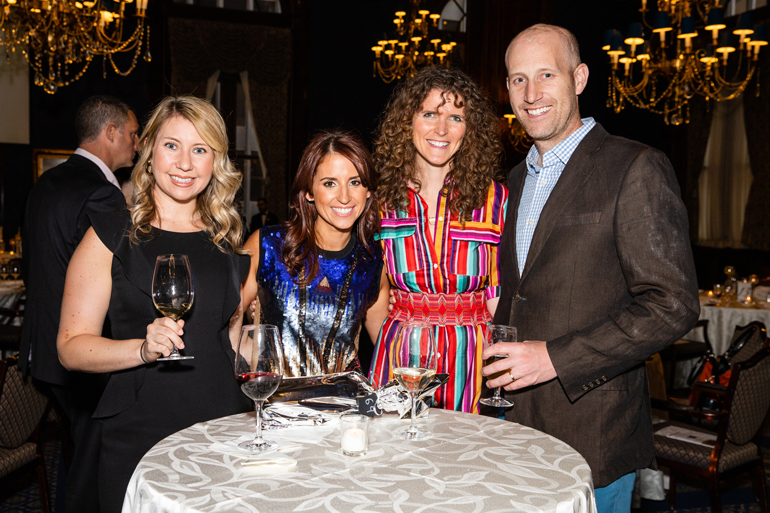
[
  {"left": 152, "top": 254, "right": 194, "bottom": 361},
  {"left": 480, "top": 324, "right": 517, "bottom": 408},
  {"left": 393, "top": 321, "right": 438, "bottom": 441}
]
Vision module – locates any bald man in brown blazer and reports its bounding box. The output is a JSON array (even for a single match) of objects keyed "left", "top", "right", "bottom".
[{"left": 482, "top": 24, "right": 700, "bottom": 511}]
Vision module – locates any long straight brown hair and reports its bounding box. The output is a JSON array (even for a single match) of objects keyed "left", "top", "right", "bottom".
[{"left": 283, "top": 129, "right": 380, "bottom": 285}]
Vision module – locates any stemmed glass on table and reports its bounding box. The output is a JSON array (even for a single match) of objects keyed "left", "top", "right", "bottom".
[
  {"left": 480, "top": 325, "right": 517, "bottom": 408},
  {"left": 393, "top": 321, "right": 438, "bottom": 441},
  {"left": 713, "top": 283, "right": 723, "bottom": 305},
  {"left": 235, "top": 324, "right": 284, "bottom": 452},
  {"left": 152, "top": 254, "right": 194, "bottom": 361}
]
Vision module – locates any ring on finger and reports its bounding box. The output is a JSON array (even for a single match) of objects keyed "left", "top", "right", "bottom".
[{"left": 509, "top": 370, "right": 516, "bottom": 382}]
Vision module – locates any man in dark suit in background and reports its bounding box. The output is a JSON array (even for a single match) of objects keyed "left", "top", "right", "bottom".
[
  {"left": 249, "top": 197, "right": 279, "bottom": 233},
  {"left": 21, "top": 95, "right": 138, "bottom": 512},
  {"left": 482, "top": 24, "right": 699, "bottom": 511}
]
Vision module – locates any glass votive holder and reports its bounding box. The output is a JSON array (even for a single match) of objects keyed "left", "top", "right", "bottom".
[{"left": 340, "top": 412, "right": 370, "bottom": 456}]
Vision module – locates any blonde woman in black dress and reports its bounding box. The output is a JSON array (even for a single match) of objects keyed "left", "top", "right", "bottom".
[{"left": 58, "top": 96, "right": 250, "bottom": 512}]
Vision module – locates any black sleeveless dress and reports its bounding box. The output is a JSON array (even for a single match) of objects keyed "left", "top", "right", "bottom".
[{"left": 89, "top": 210, "right": 251, "bottom": 513}]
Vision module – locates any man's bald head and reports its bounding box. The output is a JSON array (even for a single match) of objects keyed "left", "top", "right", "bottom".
[{"left": 505, "top": 24, "right": 582, "bottom": 73}]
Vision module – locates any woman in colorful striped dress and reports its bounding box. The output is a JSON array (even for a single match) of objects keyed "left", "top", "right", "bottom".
[{"left": 368, "top": 67, "right": 508, "bottom": 414}]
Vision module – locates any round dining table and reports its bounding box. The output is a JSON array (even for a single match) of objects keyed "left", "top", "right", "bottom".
[
  {"left": 697, "top": 300, "right": 770, "bottom": 355},
  {"left": 122, "top": 408, "right": 596, "bottom": 513}
]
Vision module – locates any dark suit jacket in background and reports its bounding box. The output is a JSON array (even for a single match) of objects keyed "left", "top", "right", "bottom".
[
  {"left": 21, "top": 154, "right": 126, "bottom": 385},
  {"left": 494, "top": 124, "right": 700, "bottom": 488},
  {"left": 249, "top": 211, "right": 279, "bottom": 233},
  {"left": 20, "top": 154, "right": 126, "bottom": 512}
]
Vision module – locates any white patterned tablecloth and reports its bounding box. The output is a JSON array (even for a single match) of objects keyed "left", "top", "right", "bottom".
[
  {"left": 123, "top": 409, "right": 596, "bottom": 513},
  {"left": 698, "top": 303, "right": 770, "bottom": 355}
]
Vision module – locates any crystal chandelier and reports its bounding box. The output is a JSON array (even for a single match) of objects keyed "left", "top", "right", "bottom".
[
  {"left": 604, "top": 0, "right": 767, "bottom": 125},
  {"left": 0, "top": 0, "right": 150, "bottom": 94},
  {"left": 370, "top": 0, "right": 456, "bottom": 83}
]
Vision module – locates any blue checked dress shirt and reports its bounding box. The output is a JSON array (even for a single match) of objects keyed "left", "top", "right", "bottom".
[{"left": 515, "top": 117, "right": 596, "bottom": 274}]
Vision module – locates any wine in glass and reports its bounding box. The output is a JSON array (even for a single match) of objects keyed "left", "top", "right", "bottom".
[
  {"left": 393, "top": 321, "right": 438, "bottom": 441},
  {"left": 235, "top": 324, "right": 284, "bottom": 452},
  {"left": 480, "top": 324, "right": 517, "bottom": 408},
  {"left": 713, "top": 283, "right": 723, "bottom": 305},
  {"left": 9, "top": 260, "right": 20, "bottom": 280},
  {"left": 152, "top": 254, "right": 194, "bottom": 361}
]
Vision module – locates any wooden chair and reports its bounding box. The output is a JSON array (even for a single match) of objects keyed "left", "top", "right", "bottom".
[
  {"left": 661, "top": 319, "right": 711, "bottom": 397},
  {"left": 0, "top": 356, "right": 51, "bottom": 513},
  {"left": 652, "top": 324, "right": 770, "bottom": 513}
]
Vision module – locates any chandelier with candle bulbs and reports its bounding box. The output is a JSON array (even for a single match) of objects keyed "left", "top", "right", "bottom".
[
  {"left": 503, "top": 106, "right": 533, "bottom": 154},
  {"left": 604, "top": 0, "right": 767, "bottom": 125},
  {"left": 370, "top": 0, "right": 456, "bottom": 83},
  {"left": 0, "top": 0, "right": 150, "bottom": 94}
]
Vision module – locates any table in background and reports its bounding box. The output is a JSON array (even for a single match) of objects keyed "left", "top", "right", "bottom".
[
  {"left": 123, "top": 409, "right": 596, "bottom": 513},
  {"left": 698, "top": 302, "right": 770, "bottom": 355},
  {"left": 0, "top": 280, "right": 24, "bottom": 326},
  {"left": 684, "top": 293, "right": 770, "bottom": 355},
  {"left": 0, "top": 280, "right": 24, "bottom": 359}
]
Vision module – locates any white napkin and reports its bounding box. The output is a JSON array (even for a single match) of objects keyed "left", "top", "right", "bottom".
[{"left": 753, "top": 286, "right": 770, "bottom": 303}]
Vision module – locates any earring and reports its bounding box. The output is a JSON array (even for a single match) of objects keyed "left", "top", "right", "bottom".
[
  {"left": 146, "top": 162, "right": 153, "bottom": 176},
  {"left": 367, "top": 193, "right": 371, "bottom": 198}
]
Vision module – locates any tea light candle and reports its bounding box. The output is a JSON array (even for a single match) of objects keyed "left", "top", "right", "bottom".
[
  {"left": 341, "top": 428, "right": 366, "bottom": 454},
  {"left": 707, "top": 290, "right": 714, "bottom": 297}
]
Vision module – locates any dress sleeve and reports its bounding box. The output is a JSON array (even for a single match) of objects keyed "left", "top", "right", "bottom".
[
  {"left": 484, "top": 182, "right": 509, "bottom": 301},
  {"left": 75, "top": 184, "right": 126, "bottom": 246},
  {"left": 88, "top": 209, "right": 132, "bottom": 254}
]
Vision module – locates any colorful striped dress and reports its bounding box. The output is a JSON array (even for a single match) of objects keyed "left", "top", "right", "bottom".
[{"left": 368, "top": 180, "right": 508, "bottom": 413}]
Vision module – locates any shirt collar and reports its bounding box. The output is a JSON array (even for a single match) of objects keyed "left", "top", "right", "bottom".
[
  {"left": 525, "top": 117, "right": 596, "bottom": 176},
  {"left": 74, "top": 148, "right": 121, "bottom": 189}
]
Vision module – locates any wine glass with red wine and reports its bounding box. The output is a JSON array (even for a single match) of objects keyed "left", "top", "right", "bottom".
[
  {"left": 152, "top": 254, "right": 194, "bottom": 361},
  {"left": 235, "top": 324, "right": 284, "bottom": 452}
]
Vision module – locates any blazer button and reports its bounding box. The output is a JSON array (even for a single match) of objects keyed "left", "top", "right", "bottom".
[
  {"left": 601, "top": 375, "right": 607, "bottom": 382},
  {"left": 588, "top": 382, "right": 595, "bottom": 388},
  {"left": 595, "top": 379, "right": 602, "bottom": 386},
  {"left": 582, "top": 385, "right": 589, "bottom": 391}
]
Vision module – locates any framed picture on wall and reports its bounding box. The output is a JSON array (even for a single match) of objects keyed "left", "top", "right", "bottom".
[{"left": 33, "top": 149, "right": 73, "bottom": 180}]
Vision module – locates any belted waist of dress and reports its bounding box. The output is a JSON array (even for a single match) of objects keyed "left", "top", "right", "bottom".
[{"left": 390, "top": 289, "right": 491, "bottom": 326}]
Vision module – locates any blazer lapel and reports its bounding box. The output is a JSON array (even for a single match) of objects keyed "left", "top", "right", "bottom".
[
  {"left": 519, "top": 125, "right": 608, "bottom": 284},
  {"left": 505, "top": 163, "right": 527, "bottom": 279}
]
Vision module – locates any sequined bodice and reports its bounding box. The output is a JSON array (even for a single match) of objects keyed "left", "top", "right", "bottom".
[{"left": 257, "top": 225, "right": 383, "bottom": 377}]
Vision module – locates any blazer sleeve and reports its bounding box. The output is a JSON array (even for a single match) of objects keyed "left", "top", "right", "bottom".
[{"left": 548, "top": 147, "right": 701, "bottom": 401}]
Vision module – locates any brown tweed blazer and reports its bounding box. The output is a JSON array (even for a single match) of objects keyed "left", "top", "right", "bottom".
[{"left": 494, "top": 123, "right": 700, "bottom": 488}]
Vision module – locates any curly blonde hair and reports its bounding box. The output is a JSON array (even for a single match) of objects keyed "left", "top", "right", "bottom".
[
  {"left": 374, "top": 67, "right": 502, "bottom": 220},
  {"left": 129, "top": 95, "right": 245, "bottom": 254}
]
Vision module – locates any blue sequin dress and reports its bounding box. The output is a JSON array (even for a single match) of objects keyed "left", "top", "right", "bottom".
[{"left": 257, "top": 225, "right": 383, "bottom": 377}]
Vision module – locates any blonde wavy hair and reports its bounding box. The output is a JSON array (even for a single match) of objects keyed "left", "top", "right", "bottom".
[
  {"left": 375, "top": 67, "right": 502, "bottom": 220},
  {"left": 129, "top": 95, "right": 245, "bottom": 254}
]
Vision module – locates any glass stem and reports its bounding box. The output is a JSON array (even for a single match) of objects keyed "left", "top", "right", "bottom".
[
  {"left": 408, "top": 392, "right": 418, "bottom": 433},
  {"left": 254, "top": 400, "right": 264, "bottom": 442},
  {"left": 169, "top": 344, "right": 180, "bottom": 356}
]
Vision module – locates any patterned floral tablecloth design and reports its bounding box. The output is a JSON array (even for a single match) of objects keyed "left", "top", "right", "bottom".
[{"left": 123, "top": 408, "right": 596, "bottom": 513}]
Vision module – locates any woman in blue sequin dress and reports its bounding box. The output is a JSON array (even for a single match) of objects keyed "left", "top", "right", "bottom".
[{"left": 242, "top": 130, "right": 389, "bottom": 376}]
